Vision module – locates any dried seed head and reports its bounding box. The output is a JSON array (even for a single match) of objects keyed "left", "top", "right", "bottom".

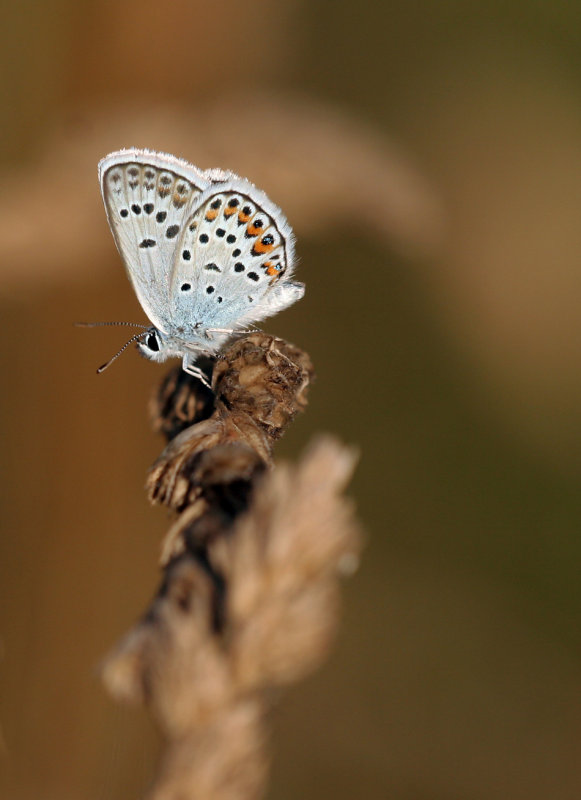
[
  {"left": 146, "top": 333, "right": 315, "bottom": 513},
  {"left": 212, "top": 333, "right": 314, "bottom": 437},
  {"left": 102, "top": 333, "right": 360, "bottom": 800}
]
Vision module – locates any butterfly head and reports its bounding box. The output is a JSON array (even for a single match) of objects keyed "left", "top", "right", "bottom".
[{"left": 137, "top": 327, "right": 181, "bottom": 363}]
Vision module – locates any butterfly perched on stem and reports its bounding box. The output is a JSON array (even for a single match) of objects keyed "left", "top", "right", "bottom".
[{"left": 92, "top": 149, "right": 304, "bottom": 379}]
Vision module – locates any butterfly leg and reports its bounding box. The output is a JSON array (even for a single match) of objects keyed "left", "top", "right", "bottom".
[{"left": 182, "top": 354, "right": 212, "bottom": 389}]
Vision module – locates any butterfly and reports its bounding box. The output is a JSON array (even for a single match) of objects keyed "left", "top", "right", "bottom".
[{"left": 93, "top": 148, "right": 304, "bottom": 381}]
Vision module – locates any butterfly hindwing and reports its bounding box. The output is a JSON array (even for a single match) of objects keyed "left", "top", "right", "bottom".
[
  {"left": 99, "top": 149, "right": 209, "bottom": 332},
  {"left": 169, "top": 178, "right": 301, "bottom": 332}
]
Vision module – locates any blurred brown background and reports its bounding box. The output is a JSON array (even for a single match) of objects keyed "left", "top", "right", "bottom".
[{"left": 2, "top": 1, "right": 581, "bottom": 798}]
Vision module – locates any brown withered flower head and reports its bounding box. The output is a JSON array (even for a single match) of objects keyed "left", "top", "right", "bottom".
[{"left": 102, "top": 331, "right": 361, "bottom": 800}]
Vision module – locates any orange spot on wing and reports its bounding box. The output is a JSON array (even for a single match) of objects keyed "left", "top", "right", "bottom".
[
  {"left": 238, "top": 210, "right": 251, "bottom": 224},
  {"left": 251, "top": 240, "right": 275, "bottom": 255},
  {"left": 205, "top": 208, "right": 219, "bottom": 221},
  {"left": 265, "top": 262, "right": 281, "bottom": 276},
  {"left": 246, "top": 223, "right": 263, "bottom": 237},
  {"left": 224, "top": 206, "right": 237, "bottom": 216}
]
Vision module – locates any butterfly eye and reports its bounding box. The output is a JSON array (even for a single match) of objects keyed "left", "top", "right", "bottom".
[{"left": 145, "top": 332, "right": 160, "bottom": 352}]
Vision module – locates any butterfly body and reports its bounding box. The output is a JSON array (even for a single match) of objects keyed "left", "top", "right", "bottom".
[{"left": 98, "top": 149, "right": 304, "bottom": 374}]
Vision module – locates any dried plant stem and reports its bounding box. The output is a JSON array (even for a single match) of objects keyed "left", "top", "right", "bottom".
[{"left": 101, "top": 333, "right": 362, "bottom": 800}]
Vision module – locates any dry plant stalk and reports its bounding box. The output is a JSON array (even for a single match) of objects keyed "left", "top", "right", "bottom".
[{"left": 101, "top": 332, "right": 362, "bottom": 800}]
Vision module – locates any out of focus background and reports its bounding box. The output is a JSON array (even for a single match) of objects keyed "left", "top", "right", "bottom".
[{"left": 2, "top": 1, "right": 581, "bottom": 798}]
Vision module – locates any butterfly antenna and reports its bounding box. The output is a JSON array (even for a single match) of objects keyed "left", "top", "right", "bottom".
[
  {"left": 96, "top": 332, "right": 146, "bottom": 374},
  {"left": 75, "top": 321, "right": 149, "bottom": 329}
]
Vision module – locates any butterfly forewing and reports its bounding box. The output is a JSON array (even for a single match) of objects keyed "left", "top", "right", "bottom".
[
  {"left": 169, "top": 179, "right": 296, "bottom": 331},
  {"left": 99, "top": 150, "right": 209, "bottom": 332}
]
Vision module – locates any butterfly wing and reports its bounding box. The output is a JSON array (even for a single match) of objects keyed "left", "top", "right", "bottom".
[
  {"left": 168, "top": 177, "right": 304, "bottom": 334},
  {"left": 99, "top": 149, "right": 209, "bottom": 332}
]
